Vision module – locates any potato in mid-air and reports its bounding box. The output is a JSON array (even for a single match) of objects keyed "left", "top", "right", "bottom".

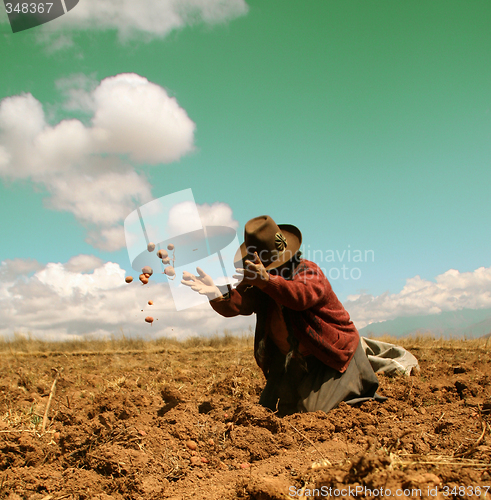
[
  {"left": 164, "top": 266, "right": 175, "bottom": 277},
  {"left": 142, "top": 266, "right": 153, "bottom": 276}
]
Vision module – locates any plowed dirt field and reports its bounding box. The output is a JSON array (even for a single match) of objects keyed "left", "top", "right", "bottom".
[{"left": 1, "top": 337, "right": 490, "bottom": 499}]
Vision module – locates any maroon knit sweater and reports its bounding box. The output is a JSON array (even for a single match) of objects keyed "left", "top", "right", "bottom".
[{"left": 210, "top": 259, "right": 360, "bottom": 374}]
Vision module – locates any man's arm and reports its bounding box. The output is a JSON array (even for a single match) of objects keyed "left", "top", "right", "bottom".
[
  {"left": 233, "top": 253, "right": 327, "bottom": 312},
  {"left": 182, "top": 267, "right": 258, "bottom": 317},
  {"left": 260, "top": 263, "right": 328, "bottom": 311},
  {"left": 209, "top": 283, "right": 258, "bottom": 317}
]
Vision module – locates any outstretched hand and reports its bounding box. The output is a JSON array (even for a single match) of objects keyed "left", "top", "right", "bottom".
[
  {"left": 233, "top": 252, "right": 270, "bottom": 289},
  {"left": 181, "top": 267, "right": 222, "bottom": 300}
]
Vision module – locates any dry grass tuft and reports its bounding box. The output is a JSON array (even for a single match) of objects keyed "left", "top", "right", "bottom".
[
  {"left": 0, "top": 330, "right": 254, "bottom": 357},
  {"left": 390, "top": 452, "right": 491, "bottom": 470},
  {"left": 368, "top": 333, "right": 491, "bottom": 351}
]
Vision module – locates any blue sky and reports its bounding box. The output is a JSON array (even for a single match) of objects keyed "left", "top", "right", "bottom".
[{"left": 0, "top": 0, "right": 490, "bottom": 340}]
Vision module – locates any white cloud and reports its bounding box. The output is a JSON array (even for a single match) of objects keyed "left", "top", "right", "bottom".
[
  {"left": 197, "top": 202, "right": 238, "bottom": 228},
  {"left": 167, "top": 201, "right": 203, "bottom": 236},
  {"left": 34, "top": 119, "right": 93, "bottom": 177},
  {"left": 85, "top": 226, "right": 127, "bottom": 253},
  {"left": 0, "top": 259, "right": 44, "bottom": 281},
  {"left": 166, "top": 200, "right": 238, "bottom": 237},
  {"left": 91, "top": 74, "right": 196, "bottom": 163},
  {"left": 36, "top": 261, "right": 124, "bottom": 296},
  {"left": 0, "top": 73, "right": 196, "bottom": 250},
  {"left": 45, "top": 168, "right": 152, "bottom": 226},
  {"left": 346, "top": 266, "right": 491, "bottom": 329},
  {"left": 64, "top": 254, "right": 104, "bottom": 273},
  {"left": 0, "top": 256, "right": 254, "bottom": 341},
  {"left": 55, "top": 73, "right": 98, "bottom": 112},
  {"left": 0, "top": 145, "right": 10, "bottom": 168},
  {"left": 43, "top": 0, "right": 248, "bottom": 41},
  {"left": 3, "top": 257, "right": 489, "bottom": 341},
  {"left": 0, "top": 93, "right": 45, "bottom": 142},
  {"left": 42, "top": 33, "right": 75, "bottom": 53}
]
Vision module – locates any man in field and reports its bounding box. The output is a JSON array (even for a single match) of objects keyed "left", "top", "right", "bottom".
[{"left": 182, "top": 215, "right": 385, "bottom": 416}]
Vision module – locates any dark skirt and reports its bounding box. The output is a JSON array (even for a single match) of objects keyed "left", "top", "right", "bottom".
[{"left": 259, "top": 340, "right": 385, "bottom": 417}]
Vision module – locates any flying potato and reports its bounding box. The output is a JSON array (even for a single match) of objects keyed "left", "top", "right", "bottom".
[
  {"left": 125, "top": 276, "right": 133, "bottom": 283},
  {"left": 142, "top": 266, "right": 153, "bottom": 276},
  {"left": 164, "top": 266, "right": 175, "bottom": 277},
  {"left": 147, "top": 242, "right": 156, "bottom": 252}
]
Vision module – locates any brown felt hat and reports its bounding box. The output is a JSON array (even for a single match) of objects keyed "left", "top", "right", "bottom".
[{"left": 234, "top": 215, "right": 302, "bottom": 270}]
